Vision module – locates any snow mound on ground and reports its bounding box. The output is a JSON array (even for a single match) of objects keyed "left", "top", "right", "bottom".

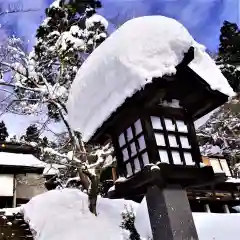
[
  {"left": 21, "top": 188, "right": 240, "bottom": 240},
  {"left": 135, "top": 196, "right": 240, "bottom": 240},
  {"left": 67, "top": 15, "right": 235, "bottom": 142},
  {"left": 21, "top": 189, "right": 138, "bottom": 240}
]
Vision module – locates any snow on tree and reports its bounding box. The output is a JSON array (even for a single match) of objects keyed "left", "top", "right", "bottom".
[
  {"left": 0, "top": 120, "right": 9, "bottom": 141},
  {"left": 197, "top": 20, "right": 240, "bottom": 175},
  {"left": 0, "top": 0, "right": 113, "bottom": 215},
  {"left": 29, "top": 0, "right": 108, "bottom": 121},
  {"left": 0, "top": 8, "right": 39, "bottom": 107},
  {"left": 217, "top": 21, "right": 240, "bottom": 92},
  {"left": 25, "top": 124, "right": 40, "bottom": 142}
]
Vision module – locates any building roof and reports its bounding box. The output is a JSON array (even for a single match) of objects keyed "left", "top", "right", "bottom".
[
  {"left": 0, "top": 141, "right": 40, "bottom": 154},
  {"left": 0, "top": 152, "right": 46, "bottom": 174}
]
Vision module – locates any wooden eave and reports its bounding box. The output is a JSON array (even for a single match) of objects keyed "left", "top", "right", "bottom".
[
  {"left": 0, "top": 141, "right": 40, "bottom": 155},
  {"left": 0, "top": 165, "right": 44, "bottom": 174}
]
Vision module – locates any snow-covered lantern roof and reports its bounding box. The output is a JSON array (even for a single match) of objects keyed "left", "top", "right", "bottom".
[{"left": 68, "top": 16, "right": 233, "bottom": 198}]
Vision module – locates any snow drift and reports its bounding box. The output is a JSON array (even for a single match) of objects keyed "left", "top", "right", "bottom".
[
  {"left": 21, "top": 189, "right": 138, "bottom": 240},
  {"left": 67, "top": 15, "right": 235, "bottom": 142},
  {"left": 21, "top": 189, "right": 240, "bottom": 240},
  {"left": 136, "top": 196, "right": 240, "bottom": 240}
]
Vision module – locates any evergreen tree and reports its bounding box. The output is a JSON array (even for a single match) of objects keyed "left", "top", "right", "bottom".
[
  {"left": 8, "top": 0, "right": 114, "bottom": 214},
  {"left": 0, "top": 121, "right": 9, "bottom": 141},
  {"left": 41, "top": 136, "right": 49, "bottom": 147},
  {"left": 9, "top": 135, "right": 17, "bottom": 142},
  {"left": 30, "top": 0, "right": 108, "bottom": 120},
  {"left": 218, "top": 21, "right": 240, "bottom": 64},
  {"left": 198, "top": 21, "right": 240, "bottom": 173},
  {"left": 120, "top": 206, "right": 141, "bottom": 240},
  {"left": 217, "top": 21, "right": 240, "bottom": 92},
  {"left": 25, "top": 124, "right": 40, "bottom": 142}
]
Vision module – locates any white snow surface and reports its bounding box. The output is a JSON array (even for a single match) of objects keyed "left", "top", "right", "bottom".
[
  {"left": 0, "top": 207, "right": 21, "bottom": 216},
  {"left": 21, "top": 189, "right": 240, "bottom": 240},
  {"left": 22, "top": 189, "right": 138, "bottom": 240},
  {"left": 49, "top": 0, "right": 61, "bottom": 9},
  {"left": 226, "top": 177, "right": 240, "bottom": 183},
  {"left": 67, "top": 16, "right": 235, "bottom": 142},
  {"left": 0, "top": 152, "right": 46, "bottom": 168},
  {"left": 85, "top": 14, "right": 108, "bottom": 30},
  {"left": 136, "top": 196, "right": 240, "bottom": 240}
]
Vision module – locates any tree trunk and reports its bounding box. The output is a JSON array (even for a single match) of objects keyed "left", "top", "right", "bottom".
[
  {"left": 85, "top": 172, "right": 99, "bottom": 216},
  {"left": 54, "top": 101, "right": 91, "bottom": 191}
]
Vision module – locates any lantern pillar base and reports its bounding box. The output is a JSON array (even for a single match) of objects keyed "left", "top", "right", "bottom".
[{"left": 146, "top": 185, "right": 199, "bottom": 240}]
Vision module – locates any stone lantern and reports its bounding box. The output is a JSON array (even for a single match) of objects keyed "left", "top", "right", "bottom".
[{"left": 67, "top": 16, "right": 235, "bottom": 240}]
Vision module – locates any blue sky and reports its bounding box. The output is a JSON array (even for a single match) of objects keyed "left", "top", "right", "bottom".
[
  {"left": 1, "top": 0, "right": 239, "bottom": 52},
  {"left": 0, "top": 0, "right": 239, "bottom": 136}
]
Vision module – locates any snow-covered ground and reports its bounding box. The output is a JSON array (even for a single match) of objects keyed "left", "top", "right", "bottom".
[
  {"left": 21, "top": 189, "right": 138, "bottom": 240},
  {"left": 15, "top": 188, "right": 240, "bottom": 240}
]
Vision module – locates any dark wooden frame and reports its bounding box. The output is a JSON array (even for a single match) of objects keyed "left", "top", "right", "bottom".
[
  {"left": 113, "top": 106, "right": 202, "bottom": 178},
  {"left": 88, "top": 64, "right": 229, "bottom": 146},
  {"left": 0, "top": 165, "right": 44, "bottom": 174},
  {"left": 0, "top": 141, "right": 40, "bottom": 155}
]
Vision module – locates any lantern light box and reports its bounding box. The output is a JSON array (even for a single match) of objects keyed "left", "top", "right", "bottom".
[{"left": 117, "top": 107, "right": 199, "bottom": 179}]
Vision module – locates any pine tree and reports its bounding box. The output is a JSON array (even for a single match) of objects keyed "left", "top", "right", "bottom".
[
  {"left": 25, "top": 124, "right": 40, "bottom": 142},
  {"left": 218, "top": 21, "right": 240, "bottom": 64},
  {"left": 120, "top": 206, "right": 141, "bottom": 240},
  {"left": 30, "top": 0, "right": 108, "bottom": 120},
  {"left": 217, "top": 21, "right": 240, "bottom": 92},
  {"left": 198, "top": 21, "right": 240, "bottom": 173},
  {"left": 0, "top": 121, "right": 9, "bottom": 141},
  {"left": 8, "top": 0, "right": 112, "bottom": 214},
  {"left": 41, "top": 136, "right": 49, "bottom": 147}
]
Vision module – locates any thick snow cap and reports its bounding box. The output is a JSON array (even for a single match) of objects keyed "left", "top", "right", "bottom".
[
  {"left": 0, "top": 152, "right": 46, "bottom": 168},
  {"left": 67, "top": 16, "right": 235, "bottom": 142}
]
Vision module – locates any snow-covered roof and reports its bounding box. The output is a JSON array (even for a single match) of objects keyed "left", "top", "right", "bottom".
[
  {"left": 0, "top": 207, "right": 21, "bottom": 216},
  {"left": 226, "top": 177, "right": 240, "bottom": 183},
  {"left": 21, "top": 189, "right": 240, "bottom": 240},
  {"left": 67, "top": 16, "right": 235, "bottom": 142},
  {"left": 22, "top": 189, "right": 138, "bottom": 240},
  {"left": 0, "top": 152, "right": 46, "bottom": 169}
]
